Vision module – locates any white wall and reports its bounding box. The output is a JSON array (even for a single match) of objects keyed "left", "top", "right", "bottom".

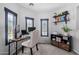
[
  {"left": 51, "top": 4, "right": 77, "bottom": 32},
  {"left": 0, "top": 3, "right": 79, "bottom": 54},
  {"left": 73, "top": 4, "right": 79, "bottom": 54},
  {"left": 36, "top": 4, "right": 79, "bottom": 54},
  {"left": 35, "top": 12, "right": 51, "bottom": 43},
  {"left": 0, "top": 3, "right": 19, "bottom": 55},
  {"left": 36, "top": 4, "right": 77, "bottom": 44},
  {"left": 49, "top": 4, "right": 79, "bottom": 54},
  {"left": 0, "top": 3, "right": 38, "bottom": 55},
  {"left": 18, "top": 5, "right": 38, "bottom": 30}
]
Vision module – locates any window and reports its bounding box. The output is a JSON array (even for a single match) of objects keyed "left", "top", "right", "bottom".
[
  {"left": 5, "top": 7, "right": 17, "bottom": 45},
  {"left": 41, "top": 19, "right": 49, "bottom": 37},
  {"left": 25, "top": 17, "right": 34, "bottom": 32}
]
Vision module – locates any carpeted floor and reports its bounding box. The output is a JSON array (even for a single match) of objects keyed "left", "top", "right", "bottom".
[{"left": 18, "top": 44, "right": 76, "bottom": 55}]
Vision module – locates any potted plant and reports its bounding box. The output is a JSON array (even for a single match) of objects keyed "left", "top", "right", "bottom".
[{"left": 62, "top": 25, "right": 72, "bottom": 36}]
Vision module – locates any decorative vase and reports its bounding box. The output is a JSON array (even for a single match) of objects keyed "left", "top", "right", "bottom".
[
  {"left": 64, "top": 32, "right": 68, "bottom": 36},
  {"left": 62, "top": 30, "right": 69, "bottom": 36}
]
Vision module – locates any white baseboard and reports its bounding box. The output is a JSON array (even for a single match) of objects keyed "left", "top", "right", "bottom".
[{"left": 73, "top": 49, "right": 79, "bottom": 55}]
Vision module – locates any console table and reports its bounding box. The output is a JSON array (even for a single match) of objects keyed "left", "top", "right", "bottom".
[{"left": 51, "top": 34, "right": 72, "bottom": 51}]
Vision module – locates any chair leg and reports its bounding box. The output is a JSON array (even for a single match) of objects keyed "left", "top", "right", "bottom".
[
  {"left": 36, "top": 44, "right": 39, "bottom": 51},
  {"left": 22, "top": 46, "right": 24, "bottom": 53},
  {"left": 30, "top": 48, "right": 33, "bottom": 55}
]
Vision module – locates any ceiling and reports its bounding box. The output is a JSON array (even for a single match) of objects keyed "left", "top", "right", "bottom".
[{"left": 20, "top": 3, "right": 71, "bottom": 12}]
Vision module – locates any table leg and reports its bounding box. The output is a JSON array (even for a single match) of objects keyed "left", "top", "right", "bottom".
[
  {"left": 22, "top": 46, "right": 24, "bottom": 53},
  {"left": 30, "top": 48, "right": 33, "bottom": 55},
  {"left": 8, "top": 43, "right": 10, "bottom": 55},
  {"left": 16, "top": 41, "right": 17, "bottom": 55}
]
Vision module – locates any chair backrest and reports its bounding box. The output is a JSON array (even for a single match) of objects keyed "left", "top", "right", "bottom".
[{"left": 29, "top": 30, "right": 39, "bottom": 46}]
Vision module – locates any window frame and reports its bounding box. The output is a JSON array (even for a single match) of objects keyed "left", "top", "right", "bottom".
[
  {"left": 25, "top": 17, "right": 34, "bottom": 32},
  {"left": 4, "top": 7, "right": 17, "bottom": 45},
  {"left": 40, "top": 19, "right": 49, "bottom": 37}
]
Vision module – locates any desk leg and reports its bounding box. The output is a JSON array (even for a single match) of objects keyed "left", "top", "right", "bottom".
[
  {"left": 8, "top": 43, "right": 10, "bottom": 55},
  {"left": 30, "top": 48, "right": 33, "bottom": 55},
  {"left": 22, "top": 46, "right": 24, "bottom": 53},
  {"left": 36, "top": 44, "right": 39, "bottom": 51},
  {"left": 16, "top": 41, "right": 17, "bottom": 55}
]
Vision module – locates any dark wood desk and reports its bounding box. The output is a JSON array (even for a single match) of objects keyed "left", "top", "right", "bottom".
[
  {"left": 8, "top": 36, "right": 30, "bottom": 55},
  {"left": 51, "top": 34, "right": 72, "bottom": 51}
]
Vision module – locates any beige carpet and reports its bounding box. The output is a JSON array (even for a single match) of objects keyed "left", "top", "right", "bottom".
[{"left": 18, "top": 44, "right": 76, "bottom": 55}]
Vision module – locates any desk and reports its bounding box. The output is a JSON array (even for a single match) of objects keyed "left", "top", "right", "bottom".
[
  {"left": 8, "top": 35, "right": 30, "bottom": 55},
  {"left": 51, "top": 34, "right": 72, "bottom": 51}
]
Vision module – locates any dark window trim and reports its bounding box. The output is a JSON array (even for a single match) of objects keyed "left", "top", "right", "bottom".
[
  {"left": 4, "top": 7, "right": 17, "bottom": 45},
  {"left": 25, "top": 17, "right": 34, "bottom": 32},
  {"left": 4, "top": 7, "right": 17, "bottom": 16},
  {"left": 40, "top": 19, "right": 49, "bottom": 37}
]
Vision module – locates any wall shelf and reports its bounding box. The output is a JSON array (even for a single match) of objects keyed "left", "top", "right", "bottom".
[
  {"left": 53, "top": 11, "right": 70, "bottom": 25},
  {"left": 53, "top": 20, "right": 70, "bottom": 25}
]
